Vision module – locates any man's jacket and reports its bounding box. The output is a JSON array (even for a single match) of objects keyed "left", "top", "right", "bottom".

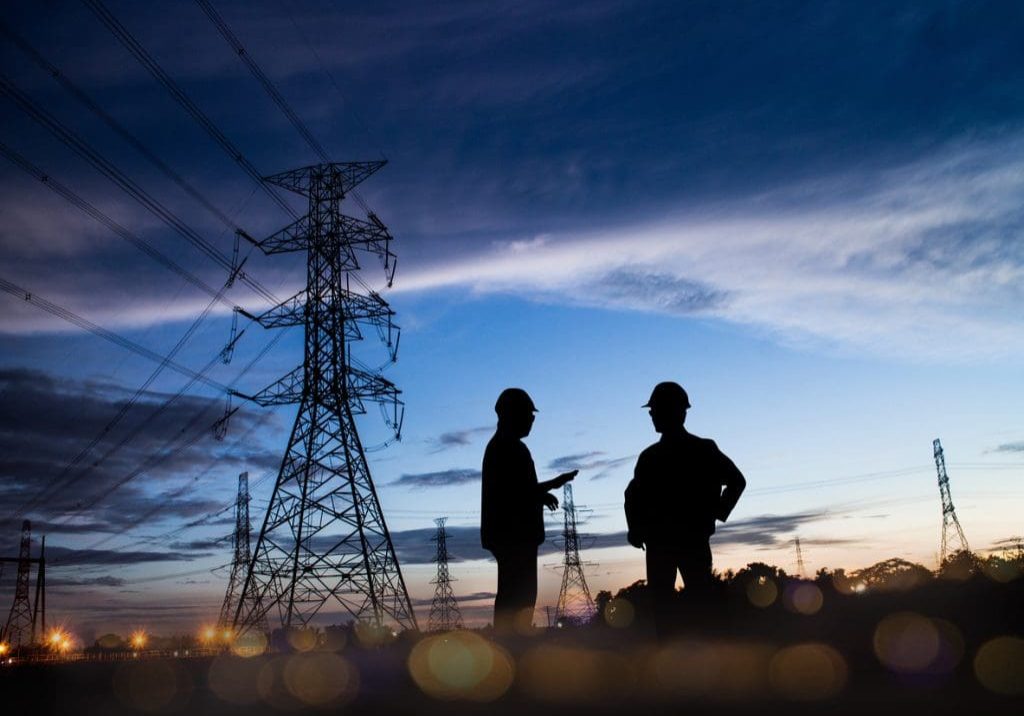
[
  {"left": 480, "top": 431, "right": 545, "bottom": 551},
  {"left": 624, "top": 429, "right": 746, "bottom": 548}
]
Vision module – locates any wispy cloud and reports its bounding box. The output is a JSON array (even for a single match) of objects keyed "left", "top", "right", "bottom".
[
  {"left": 547, "top": 451, "right": 634, "bottom": 479},
  {"left": 994, "top": 442, "right": 1024, "bottom": 453},
  {"left": 393, "top": 139, "right": 1024, "bottom": 362},
  {"left": 429, "top": 426, "right": 491, "bottom": 452},
  {"left": 391, "top": 468, "right": 482, "bottom": 489}
]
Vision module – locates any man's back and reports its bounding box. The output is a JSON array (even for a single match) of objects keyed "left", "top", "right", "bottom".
[{"left": 625, "top": 430, "right": 744, "bottom": 548}]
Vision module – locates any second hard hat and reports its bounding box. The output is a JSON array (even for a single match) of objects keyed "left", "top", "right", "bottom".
[
  {"left": 643, "top": 381, "right": 691, "bottom": 410},
  {"left": 495, "top": 387, "right": 538, "bottom": 416}
]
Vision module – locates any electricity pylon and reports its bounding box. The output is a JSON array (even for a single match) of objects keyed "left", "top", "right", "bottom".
[
  {"left": 428, "top": 517, "right": 463, "bottom": 632},
  {"left": 232, "top": 162, "right": 416, "bottom": 634},
  {"left": 3, "top": 521, "right": 34, "bottom": 649},
  {"left": 555, "top": 484, "right": 596, "bottom": 625},
  {"left": 218, "top": 472, "right": 265, "bottom": 632},
  {"left": 933, "top": 438, "right": 970, "bottom": 564},
  {"left": 795, "top": 536, "right": 807, "bottom": 579}
]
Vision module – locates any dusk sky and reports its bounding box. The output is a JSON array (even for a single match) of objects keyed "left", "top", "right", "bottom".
[{"left": 1, "top": 0, "right": 1022, "bottom": 637}]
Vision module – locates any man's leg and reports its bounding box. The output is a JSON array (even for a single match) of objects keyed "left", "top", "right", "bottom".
[
  {"left": 645, "top": 547, "right": 680, "bottom": 640},
  {"left": 493, "top": 545, "right": 538, "bottom": 634},
  {"left": 678, "top": 541, "right": 715, "bottom": 625}
]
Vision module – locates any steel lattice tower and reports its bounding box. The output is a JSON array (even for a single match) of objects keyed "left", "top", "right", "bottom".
[
  {"left": 933, "top": 438, "right": 970, "bottom": 564},
  {"left": 555, "top": 484, "right": 596, "bottom": 625},
  {"left": 218, "top": 472, "right": 265, "bottom": 632},
  {"left": 233, "top": 161, "right": 416, "bottom": 633},
  {"left": 3, "top": 521, "right": 34, "bottom": 649},
  {"left": 428, "top": 517, "right": 463, "bottom": 632},
  {"left": 795, "top": 537, "right": 807, "bottom": 579}
]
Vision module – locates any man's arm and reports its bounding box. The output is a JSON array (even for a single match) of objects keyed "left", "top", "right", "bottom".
[
  {"left": 537, "top": 469, "right": 577, "bottom": 493},
  {"left": 624, "top": 459, "right": 645, "bottom": 549},
  {"left": 712, "top": 442, "right": 746, "bottom": 522}
]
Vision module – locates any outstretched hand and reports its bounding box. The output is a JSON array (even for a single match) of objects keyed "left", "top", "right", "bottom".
[
  {"left": 553, "top": 469, "right": 578, "bottom": 488},
  {"left": 542, "top": 492, "right": 559, "bottom": 511}
]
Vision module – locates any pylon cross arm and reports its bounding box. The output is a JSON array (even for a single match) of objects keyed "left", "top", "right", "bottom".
[{"left": 263, "top": 161, "right": 387, "bottom": 197}]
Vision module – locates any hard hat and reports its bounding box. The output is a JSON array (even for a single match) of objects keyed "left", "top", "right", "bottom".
[
  {"left": 495, "top": 387, "right": 538, "bottom": 415},
  {"left": 643, "top": 382, "right": 691, "bottom": 410}
]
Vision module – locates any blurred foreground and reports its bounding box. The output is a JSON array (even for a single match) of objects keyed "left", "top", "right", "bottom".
[{"left": 2, "top": 572, "right": 1022, "bottom": 715}]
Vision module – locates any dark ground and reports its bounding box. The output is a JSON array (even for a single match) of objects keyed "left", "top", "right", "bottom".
[{"left": 3, "top": 575, "right": 1023, "bottom": 715}]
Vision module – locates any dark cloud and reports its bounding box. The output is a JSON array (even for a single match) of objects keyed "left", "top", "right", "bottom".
[
  {"left": 994, "top": 441, "right": 1024, "bottom": 453},
  {"left": 167, "top": 536, "right": 231, "bottom": 551},
  {"left": 411, "top": 590, "right": 496, "bottom": 607},
  {"left": 391, "top": 468, "right": 482, "bottom": 489},
  {"left": 393, "top": 525, "right": 487, "bottom": 564},
  {"left": 582, "top": 270, "right": 729, "bottom": 315},
  {"left": 0, "top": 368, "right": 272, "bottom": 536},
  {"left": 430, "top": 426, "right": 491, "bottom": 452},
  {"left": 44, "top": 545, "right": 210, "bottom": 567},
  {"left": 715, "top": 512, "right": 833, "bottom": 548},
  {"left": 47, "top": 575, "right": 127, "bottom": 588},
  {"left": 547, "top": 452, "right": 634, "bottom": 479}
]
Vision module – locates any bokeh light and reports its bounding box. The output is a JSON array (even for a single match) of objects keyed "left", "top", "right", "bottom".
[
  {"left": 872, "top": 612, "right": 963, "bottom": 674},
  {"left": 208, "top": 654, "right": 264, "bottom": 705},
  {"left": 650, "top": 641, "right": 771, "bottom": 699},
  {"left": 519, "top": 644, "right": 636, "bottom": 703},
  {"left": 783, "top": 582, "right": 824, "bottom": 615},
  {"left": 746, "top": 576, "right": 778, "bottom": 608},
  {"left": 231, "top": 630, "right": 269, "bottom": 658},
  {"left": 974, "top": 636, "right": 1024, "bottom": 695},
  {"left": 603, "top": 598, "right": 635, "bottom": 628},
  {"left": 407, "top": 631, "right": 514, "bottom": 701},
  {"left": 769, "top": 643, "right": 847, "bottom": 701},
  {"left": 283, "top": 652, "right": 358, "bottom": 707},
  {"left": 285, "top": 627, "right": 318, "bottom": 652},
  {"left": 113, "top": 659, "right": 192, "bottom": 712}
]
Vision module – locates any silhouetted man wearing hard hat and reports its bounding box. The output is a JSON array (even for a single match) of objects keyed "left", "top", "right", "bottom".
[
  {"left": 625, "top": 381, "right": 746, "bottom": 635},
  {"left": 481, "top": 388, "right": 577, "bottom": 634}
]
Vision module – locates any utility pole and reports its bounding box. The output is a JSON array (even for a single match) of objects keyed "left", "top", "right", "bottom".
[
  {"left": 3, "top": 521, "right": 34, "bottom": 649},
  {"left": 233, "top": 162, "right": 416, "bottom": 634},
  {"left": 555, "top": 484, "right": 596, "bottom": 625},
  {"left": 795, "top": 536, "right": 806, "bottom": 579},
  {"left": 219, "top": 472, "right": 264, "bottom": 633},
  {"left": 933, "top": 438, "right": 970, "bottom": 564},
  {"left": 428, "top": 518, "right": 463, "bottom": 632}
]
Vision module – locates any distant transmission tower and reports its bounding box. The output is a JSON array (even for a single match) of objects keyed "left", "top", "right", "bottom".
[
  {"left": 795, "top": 536, "right": 807, "bottom": 579},
  {"left": 3, "top": 521, "right": 34, "bottom": 649},
  {"left": 233, "top": 162, "right": 416, "bottom": 634},
  {"left": 219, "top": 472, "right": 265, "bottom": 632},
  {"left": 933, "top": 438, "right": 970, "bottom": 564},
  {"left": 428, "top": 518, "right": 463, "bottom": 632},
  {"left": 555, "top": 484, "right": 596, "bottom": 625}
]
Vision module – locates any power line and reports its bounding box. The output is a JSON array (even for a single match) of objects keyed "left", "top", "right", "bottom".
[
  {"left": 80, "top": 0, "right": 299, "bottom": 220},
  {"left": 0, "top": 275, "right": 231, "bottom": 393},
  {"left": 6, "top": 286, "right": 229, "bottom": 522},
  {"left": 194, "top": 0, "right": 329, "bottom": 161},
  {"left": 196, "top": 0, "right": 377, "bottom": 216},
  {"left": 0, "top": 141, "right": 232, "bottom": 307},
  {"left": 0, "top": 74, "right": 279, "bottom": 306},
  {"left": 0, "top": 20, "right": 240, "bottom": 231}
]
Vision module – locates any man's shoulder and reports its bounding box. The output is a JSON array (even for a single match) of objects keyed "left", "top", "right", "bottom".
[{"left": 484, "top": 433, "right": 530, "bottom": 461}]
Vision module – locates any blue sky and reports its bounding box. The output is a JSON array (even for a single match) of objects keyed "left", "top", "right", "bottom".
[{"left": 0, "top": 0, "right": 1022, "bottom": 635}]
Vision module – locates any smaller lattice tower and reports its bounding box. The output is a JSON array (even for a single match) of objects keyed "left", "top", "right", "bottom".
[
  {"left": 555, "top": 484, "right": 596, "bottom": 625},
  {"left": 3, "top": 520, "right": 34, "bottom": 649},
  {"left": 933, "top": 438, "right": 970, "bottom": 564},
  {"left": 219, "top": 472, "right": 265, "bottom": 632},
  {"left": 428, "top": 517, "right": 463, "bottom": 632},
  {"left": 795, "top": 536, "right": 807, "bottom": 579}
]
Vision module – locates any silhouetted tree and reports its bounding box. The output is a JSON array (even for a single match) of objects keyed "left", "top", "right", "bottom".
[
  {"left": 852, "top": 558, "right": 931, "bottom": 592},
  {"left": 938, "top": 548, "right": 982, "bottom": 580}
]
